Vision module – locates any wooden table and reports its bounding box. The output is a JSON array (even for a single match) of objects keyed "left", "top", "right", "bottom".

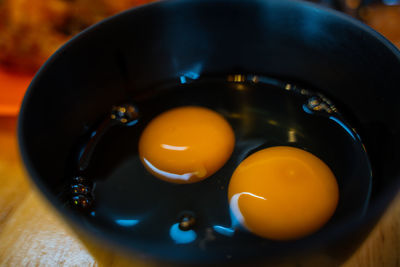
[{"left": 0, "top": 116, "right": 399, "bottom": 266}]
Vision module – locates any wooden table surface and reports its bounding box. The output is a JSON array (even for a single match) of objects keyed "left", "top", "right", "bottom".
[{"left": 0, "top": 115, "right": 399, "bottom": 267}]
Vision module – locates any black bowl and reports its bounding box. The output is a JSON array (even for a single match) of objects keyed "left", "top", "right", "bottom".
[{"left": 18, "top": 0, "right": 400, "bottom": 265}]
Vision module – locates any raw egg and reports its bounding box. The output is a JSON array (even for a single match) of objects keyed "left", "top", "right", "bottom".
[
  {"left": 139, "top": 106, "right": 235, "bottom": 184},
  {"left": 228, "top": 146, "right": 339, "bottom": 240}
]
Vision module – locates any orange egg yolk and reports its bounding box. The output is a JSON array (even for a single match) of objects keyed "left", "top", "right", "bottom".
[
  {"left": 139, "top": 106, "right": 235, "bottom": 184},
  {"left": 228, "top": 146, "right": 339, "bottom": 240}
]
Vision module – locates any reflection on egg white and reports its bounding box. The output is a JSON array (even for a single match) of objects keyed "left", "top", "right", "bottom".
[
  {"left": 329, "top": 116, "right": 358, "bottom": 141},
  {"left": 213, "top": 192, "right": 267, "bottom": 237},
  {"left": 142, "top": 158, "right": 194, "bottom": 181},
  {"left": 288, "top": 129, "right": 297, "bottom": 143},
  {"left": 115, "top": 219, "right": 140, "bottom": 227},
  {"left": 230, "top": 192, "right": 267, "bottom": 227},
  {"left": 212, "top": 225, "right": 235, "bottom": 237},
  {"left": 179, "top": 68, "right": 201, "bottom": 84},
  {"left": 169, "top": 223, "right": 197, "bottom": 244}
]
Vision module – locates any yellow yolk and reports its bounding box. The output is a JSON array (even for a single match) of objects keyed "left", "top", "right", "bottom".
[
  {"left": 139, "top": 106, "right": 235, "bottom": 184},
  {"left": 228, "top": 146, "right": 339, "bottom": 240}
]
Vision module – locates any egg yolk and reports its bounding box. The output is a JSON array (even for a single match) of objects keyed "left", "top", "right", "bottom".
[
  {"left": 139, "top": 106, "right": 235, "bottom": 184},
  {"left": 228, "top": 146, "right": 339, "bottom": 240}
]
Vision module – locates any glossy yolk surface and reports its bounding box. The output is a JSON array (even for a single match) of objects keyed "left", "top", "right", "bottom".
[
  {"left": 228, "top": 146, "right": 339, "bottom": 240},
  {"left": 139, "top": 106, "right": 235, "bottom": 184}
]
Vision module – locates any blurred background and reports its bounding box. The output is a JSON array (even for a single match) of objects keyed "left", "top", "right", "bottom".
[{"left": 0, "top": 0, "right": 399, "bottom": 116}]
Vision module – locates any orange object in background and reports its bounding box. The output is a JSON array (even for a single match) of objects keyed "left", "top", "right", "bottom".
[
  {"left": 360, "top": 4, "right": 400, "bottom": 48},
  {"left": 0, "top": 0, "right": 156, "bottom": 116},
  {"left": 0, "top": 69, "right": 34, "bottom": 116}
]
